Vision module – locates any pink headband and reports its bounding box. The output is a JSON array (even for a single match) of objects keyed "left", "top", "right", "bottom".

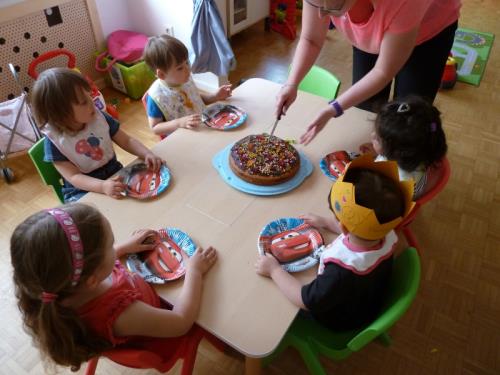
[{"left": 46, "top": 208, "right": 84, "bottom": 287}]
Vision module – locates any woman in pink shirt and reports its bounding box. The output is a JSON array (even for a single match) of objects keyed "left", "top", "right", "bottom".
[{"left": 276, "top": 0, "right": 461, "bottom": 145}]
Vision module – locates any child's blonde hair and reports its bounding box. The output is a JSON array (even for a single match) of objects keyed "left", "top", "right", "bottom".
[
  {"left": 143, "top": 34, "right": 189, "bottom": 73},
  {"left": 10, "top": 203, "right": 112, "bottom": 370},
  {"left": 31, "top": 67, "right": 91, "bottom": 132}
]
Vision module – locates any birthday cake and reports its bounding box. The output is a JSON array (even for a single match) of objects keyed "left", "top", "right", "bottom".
[{"left": 229, "top": 134, "right": 300, "bottom": 186}]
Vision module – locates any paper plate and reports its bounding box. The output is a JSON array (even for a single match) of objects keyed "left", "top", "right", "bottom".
[
  {"left": 319, "top": 151, "right": 359, "bottom": 181},
  {"left": 258, "top": 217, "right": 325, "bottom": 273},
  {"left": 202, "top": 104, "right": 247, "bottom": 130},
  {"left": 212, "top": 143, "right": 313, "bottom": 196},
  {"left": 120, "top": 163, "right": 171, "bottom": 199},
  {"left": 126, "top": 228, "right": 197, "bottom": 284}
]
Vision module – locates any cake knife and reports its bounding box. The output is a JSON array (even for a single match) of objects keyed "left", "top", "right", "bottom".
[{"left": 269, "top": 114, "right": 282, "bottom": 136}]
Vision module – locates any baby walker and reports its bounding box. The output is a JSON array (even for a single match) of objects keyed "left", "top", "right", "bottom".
[{"left": 27, "top": 49, "right": 119, "bottom": 118}]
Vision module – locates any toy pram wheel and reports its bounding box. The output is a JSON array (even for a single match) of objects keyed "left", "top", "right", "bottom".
[{"left": 2, "top": 168, "right": 14, "bottom": 183}]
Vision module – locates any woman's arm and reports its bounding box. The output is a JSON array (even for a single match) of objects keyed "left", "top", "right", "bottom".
[
  {"left": 276, "top": 3, "right": 330, "bottom": 117},
  {"left": 300, "top": 26, "right": 419, "bottom": 144},
  {"left": 334, "top": 27, "right": 419, "bottom": 112}
]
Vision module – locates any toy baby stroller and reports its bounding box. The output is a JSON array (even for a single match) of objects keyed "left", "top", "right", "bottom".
[{"left": 0, "top": 64, "right": 42, "bottom": 183}]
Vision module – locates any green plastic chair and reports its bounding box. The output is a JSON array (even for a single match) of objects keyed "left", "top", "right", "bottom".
[
  {"left": 263, "top": 247, "right": 421, "bottom": 375},
  {"left": 28, "top": 137, "right": 65, "bottom": 203},
  {"left": 298, "top": 65, "right": 341, "bottom": 100}
]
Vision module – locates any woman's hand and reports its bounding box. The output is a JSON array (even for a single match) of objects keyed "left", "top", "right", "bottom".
[
  {"left": 102, "top": 175, "right": 126, "bottom": 199},
  {"left": 275, "top": 84, "right": 298, "bottom": 118},
  {"left": 299, "top": 106, "right": 335, "bottom": 145},
  {"left": 144, "top": 152, "right": 164, "bottom": 172},
  {"left": 116, "top": 229, "right": 158, "bottom": 257},
  {"left": 255, "top": 253, "right": 281, "bottom": 278},
  {"left": 188, "top": 246, "right": 218, "bottom": 275}
]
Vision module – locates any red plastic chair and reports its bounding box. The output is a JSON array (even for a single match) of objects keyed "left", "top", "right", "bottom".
[
  {"left": 398, "top": 157, "right": 451, "bottom": 249},
  {"left": 84, "top": 325, "right": 225, "bottom": 375}
]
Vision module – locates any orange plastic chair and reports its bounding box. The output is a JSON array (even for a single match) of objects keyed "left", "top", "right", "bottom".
[
  {"left": 84, "top": 325, "right": 225, "bottom": 375},
  {"left": 399, "top": 157, "right": 451, "bottom": 249}
]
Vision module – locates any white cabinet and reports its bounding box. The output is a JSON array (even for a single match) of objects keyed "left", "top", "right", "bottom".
[{"left": 215, "top": 0, "right": 269, "bottom": 36}]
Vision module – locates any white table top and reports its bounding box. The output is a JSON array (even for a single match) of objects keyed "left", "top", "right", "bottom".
[{"left": 82, "top": 78, "right": 375, "bottom": 357}]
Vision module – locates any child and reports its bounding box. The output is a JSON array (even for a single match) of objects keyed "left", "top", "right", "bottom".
[
  {"left": 143, "top": 34, "right": 232, "bottom": 138},
  {"left": 362, "top": 96, "right": 447, "bottom": 198},
  {"left": 32, "top": 67, "right": 164, "bottom": 202},
  {"left": 255, "top": 155, "right": 414, "bottom": 331},
  {"left": 10, "top": 203, "right": 217, "bottom": 371}
]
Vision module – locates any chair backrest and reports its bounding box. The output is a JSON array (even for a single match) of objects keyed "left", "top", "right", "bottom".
[
  {"left": 298, "top": 65, "right": 341, "bottom": 100},
  {"left": 399, "top": 157, "right": 451, "bottom": 228},
  {"left": 28, "top": 137, "right": 64, "bottom": 203},
  {"left": 347, "top": 247, "right": 421, "bottom": 351}
]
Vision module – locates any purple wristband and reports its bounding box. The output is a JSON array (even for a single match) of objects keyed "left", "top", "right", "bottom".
[{"left": 328, "top": 99, "right": 344, "bottom": 118}]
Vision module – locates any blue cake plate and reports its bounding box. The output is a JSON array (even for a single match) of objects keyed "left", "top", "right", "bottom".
[{"left": 212, "top": 143, "right": 313, "bottom": 196}]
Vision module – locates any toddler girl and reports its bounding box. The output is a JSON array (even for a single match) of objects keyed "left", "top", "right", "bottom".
[
  {"left": 10, "top": 203, "right": 217, "bottom": 371},
  {"left": 32, "top": 67, "right": 164, "bottom": 202},
  {"left": 143, "top": 34, "right": 232, "bottom": 138},
  {"left": 363, "top": 96, "right": 447, "bottom": 198}
]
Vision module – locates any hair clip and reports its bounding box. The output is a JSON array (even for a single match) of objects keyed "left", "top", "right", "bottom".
[
  {"left": 397, "top": 103, "right": 410, "bottom": 113},
  {"left": 430, "top": 122, "right": 437, "bottom": 132}
]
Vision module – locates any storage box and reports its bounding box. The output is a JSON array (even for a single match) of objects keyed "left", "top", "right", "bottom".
[{"left": 97, "top": 55, "right": 156, "bottom": 100}]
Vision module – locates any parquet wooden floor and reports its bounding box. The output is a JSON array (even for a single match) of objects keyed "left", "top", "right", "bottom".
[{"left": 1, "top": 0, "right": 499, "bottom": 373}]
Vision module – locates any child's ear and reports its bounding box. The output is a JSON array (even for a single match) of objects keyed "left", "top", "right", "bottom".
[{"left": 156, "top": 69, "right": 165, "bottom": 80}]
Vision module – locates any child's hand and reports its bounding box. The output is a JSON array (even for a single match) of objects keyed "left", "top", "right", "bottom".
[
  {"left": 144, "top": 152, "right": 164, "bottom": 172},
  {"left": 116, "top": 229, "right": 158, "bottom": 257},
  {"left": 255, "top": 253, "right": 281, "bottom": 278},
  {"left": 214, "top": 84, "right": 232, "bottom": 101},
  {"left": 103, "top": 175, "right": 126, "bottom": 199},
  {"left": 179, "top": 114, "right": 201, "bottom": 130},
  {"left": 359, "top": 142, "right": 376, "bottom": 154},
  {"left": 299, "top": 213, "right": 327, "bottom": 229},
  {"left": 188, "top": 246, "right": 218, "bottom": 275}
]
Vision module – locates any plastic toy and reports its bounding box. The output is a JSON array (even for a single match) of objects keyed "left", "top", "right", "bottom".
[
  {"left": 270, "top": 0, "right": 297, "bottom": 40},
  {"left": 440, "top": 54, "right": 458, "bottom": 89},
  {"left": 28, "top": 49, "right": 119, "bottom": 118}
]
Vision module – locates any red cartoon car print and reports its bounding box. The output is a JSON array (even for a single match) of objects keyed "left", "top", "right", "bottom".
[
  {"left": 127, "top": 169, "right": 160, "bottom": 195},
  {"left": 326, "top": 151, "right": 351, "bottom": 179},
  {"left": 269, "top": 224, "right": 323, "bottom": 263},
  {"left": 144, "top": 236, "right": 187, "bottom": 280}
]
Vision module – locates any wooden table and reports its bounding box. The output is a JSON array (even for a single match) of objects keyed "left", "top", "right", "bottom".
[{"left": 82, "top": 78, "right": 375, "bottom": 374}]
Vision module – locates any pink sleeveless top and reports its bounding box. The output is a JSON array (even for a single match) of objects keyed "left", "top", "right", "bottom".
[
  {"left": 78, "top": 262, "right": 187, "bottom": 358},
  {"left": 332, "top": 0, "right": 461, "bottom": 54}
]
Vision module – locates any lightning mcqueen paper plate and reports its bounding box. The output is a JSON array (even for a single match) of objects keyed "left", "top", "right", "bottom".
[
  {"left": 126, "top": 228, "right": 197, "bottom": 283},
  {"left": 258, "top": 217, "right": 325, "bottom": 272}
]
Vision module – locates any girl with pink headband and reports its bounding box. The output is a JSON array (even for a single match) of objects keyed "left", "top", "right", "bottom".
[{"left": 10, "top": 203, "right": 217, "bottom": 371}]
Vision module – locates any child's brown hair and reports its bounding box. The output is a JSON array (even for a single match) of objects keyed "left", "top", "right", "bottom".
[
  {"left": 328, "top": 168, "right": 405, "bottom": 227},
  {"left": 143, "top": 34, "right": 189, "bottom": 73},
  {"left": 10, "top": 203, "right": 112, "bottom": 371},
  {"left": 31, "top": 67, "right": 91, "bottom": 132}
]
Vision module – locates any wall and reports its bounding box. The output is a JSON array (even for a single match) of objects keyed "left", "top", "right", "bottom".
[{"left": 95, "top": 0, "right": 193, "bottom": 47}]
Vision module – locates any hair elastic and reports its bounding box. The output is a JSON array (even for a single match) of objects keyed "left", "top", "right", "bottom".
[
  {"left": 46, "top": 208, "right": 84, "bottom": 287},
  {"left": 430, "top": 122, "right": 437, "bottom": 132},
  {"left": 41, "top": 291, "right": 58, "bottom": 303},
  {"left": 397, "top": 103, "right": 410, "bottom": 113}
]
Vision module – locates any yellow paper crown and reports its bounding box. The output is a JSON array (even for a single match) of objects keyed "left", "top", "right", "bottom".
[{"left": 329, "top": 154, "right": 415, "bottom": 240}]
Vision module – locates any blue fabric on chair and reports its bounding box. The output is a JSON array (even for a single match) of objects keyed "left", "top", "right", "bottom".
[{"left": 190, "top": 0, "right": 236, "bottom": 76}]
